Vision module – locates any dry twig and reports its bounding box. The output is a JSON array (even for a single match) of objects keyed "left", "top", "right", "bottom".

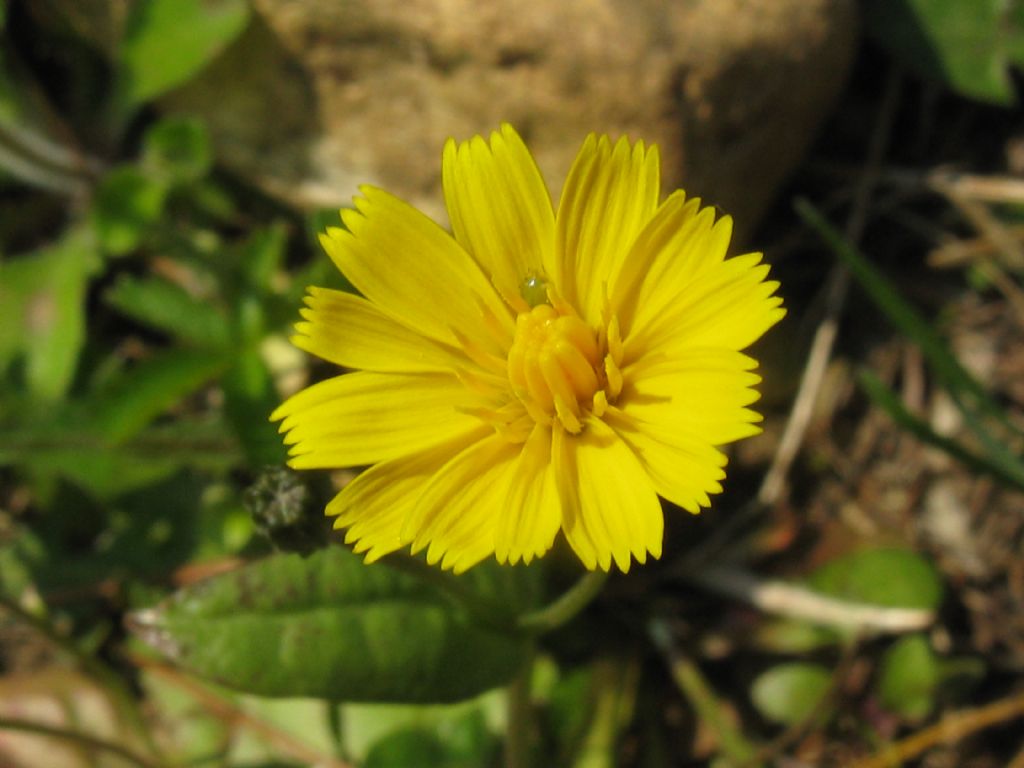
[
  {"left": 850, "top": 688, "right": 1024, "bottom": 768},
  {"left": 688, "top": 565, "right": 934, "bottom": 634}
]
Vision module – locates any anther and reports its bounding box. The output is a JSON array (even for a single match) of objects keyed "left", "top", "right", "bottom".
[{"left": 507, "top": 303, "right": 603, "bottom": 432}]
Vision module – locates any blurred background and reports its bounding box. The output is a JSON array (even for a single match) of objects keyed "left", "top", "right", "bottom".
[{"left": 1, "top": 0, "right": 1023, "bottom": 765}]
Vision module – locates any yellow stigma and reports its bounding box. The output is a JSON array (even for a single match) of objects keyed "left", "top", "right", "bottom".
[{"left": 507, "top": 304, "right": 601, "bottom": 434}]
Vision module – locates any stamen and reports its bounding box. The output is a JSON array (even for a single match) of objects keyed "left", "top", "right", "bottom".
[
  {"left": 604, "top": 354, "right": 623, "bottom": 400},
  {"left": 507, "top": 302, "right": 604, "bottom": 432}
]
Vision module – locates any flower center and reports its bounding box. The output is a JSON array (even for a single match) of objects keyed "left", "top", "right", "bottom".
[{"left": 507, "top": 303, "right": 602, "bottom": 433}]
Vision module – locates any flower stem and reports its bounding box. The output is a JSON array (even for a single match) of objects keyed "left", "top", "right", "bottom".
[
  {"left": 517, "top": 569, "right": 609, "bottom": 633},
  {"left": 505, "top": 646, "right": 535, "bottom": 768}
]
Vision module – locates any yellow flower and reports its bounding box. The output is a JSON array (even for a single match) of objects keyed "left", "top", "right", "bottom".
[{"left": 272, "top": 124, "right": 784, "bottom": 573}]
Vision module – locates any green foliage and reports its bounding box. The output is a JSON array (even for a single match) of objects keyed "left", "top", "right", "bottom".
[
  {"left": 105, "top": 274, "right": 231, "bottom": 348},
  {"left": 750, "top": 663, "right": 832, "bottom": 726},
  {"left": 132, "top": 546, "right": 531, "bottom": 702},
  {"left": 865, "top": 0, "right": 1024, "bottom": 105},
  {"left": 0, "top": 229, "right": 100, "bottom": 399},
  {"left": 364, "top": 711, "right": 499, "bottom": 768},
  {"left": 116, "top": 0, "right": 251, "bottom": 110},
  {"left": 876, "top": 634, "right": 985, "bottom": 721},
  {"left": 142, "top": 116, "right": 212, "bottom": 184},
  {"left": 809, "top": 547, "right": 943, "bottom": 611},
  {"left": 877, "top": 634, "right": 940, "bottom": 720},
  {"left": 92, "top": 165, "right": 168, "bottom": 255},
  {"left": 86, "top": 348, "right": 229, "bottom": 444}
]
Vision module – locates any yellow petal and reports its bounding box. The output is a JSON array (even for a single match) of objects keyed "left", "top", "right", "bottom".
[
  {"left": 610, "top": 190, "right": 708, "bottom": 334},
  {"left": 272, "top": 371, "right": 480, "bottom": 469},
  {"left": 553, "top": 418, "right": 663, "bottom": 572},
  {"left": 494, "top": 423, "right": 561, "bottom": 566},
  {"left": 403, "top": 433, "right": 523, "bottom": 573},
  {"left": 321, "top": 186, "right": 513, "bottom": 352},
  {"left": 610, "top": 193, "right": 784, "bottom": 360},
  {"left": 620, "top": 348, "right": 765, "bottom": 446},
  {"left": 555, "top": 134, "right": 660, "bottom": 323},
  {"left": 326, "top": 427, "right": 491, "bottom": 563},
  {"left": 605, "top": 407, "right": 727, "bottom": 515},
  {"left": 443, "top": 124, "right": 556, "bottom": 310},
  {"left": 293, "top": 287, "right": 465, "bottom": 373},
  {"left": 627, "top": 251, "right": 784, "bottom": 364}
]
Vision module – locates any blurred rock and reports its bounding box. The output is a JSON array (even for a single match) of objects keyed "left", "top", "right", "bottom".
[{"left": 164, "top": 0, "right": 858, "bottom": 240}]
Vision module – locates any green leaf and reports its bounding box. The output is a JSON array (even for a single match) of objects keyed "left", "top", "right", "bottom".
[
  {"left": 131, "top": 546, "right": 530, "bottom": 703},
  {"left": 365, "top": 712, "right": 498, "bottom": 768},
  {"left": 142, "top": 116, "right": 212, "bottom": 184},
  {"left": 86, "top": 347, "right": 228, "bottom": 443},
  {"left": 234, "top": 222, "right": 288, "bottom": 294},
  {"left": 105, "top": 274, "right": 230, "bottom": 348},
  {"left": 0, "top": 230, "right": 101, "bottom": 400},
  {"left": 0, "top": 413, "right": 241, "bottom": 499},
  {"left": 877, "top": 634, "right": 939, "bottom": 720},
  {"left": 116, "top": 0, "right": 251, "bottom": 109},
  {"left": 222, "top": 344, "right": 289, "bottom": 467},
  {"left": 809, "top": 547, "right": 943, "bottom": 611},
  {"left": 92, "top": 165, "right": 168, "bottom": 255},
  {"left": 750, "top": 663, "right": 832, "bottom": 726},
  {"left": 365, "top": 729, "right": 450, "bottom": 768},
  {"left": 865, "top": 0, "right": 1024, "bottom": 105},
  {"left": 753, "top": 619, "right": 840, "bottom": 654}
]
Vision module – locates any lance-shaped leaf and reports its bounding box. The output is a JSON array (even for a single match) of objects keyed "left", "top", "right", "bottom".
[
  {"left": 130, "top": 546, "right": 530, "bottom": 703},
  {"left": 116, "top": 0, "right": 251, "bottom": 110}
]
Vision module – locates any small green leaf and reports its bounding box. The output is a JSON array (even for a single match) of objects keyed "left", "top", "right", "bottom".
[
  {"left": 131, "top": 546, "right": 529, "bottom": 703},
  {"left": 116, "top": 0, "right": 251, "bottom": 109},
  {"left": 865, "top": 0, "right": 1024, "bottom": 105},
  {"left": 753, "top": 619, "right": 840, "bottom": 654},
  {"left": 0, "top": 230, "right": 101, "bottom": 400},
  {"left": 142, "top": 116, "right": 212, "bottom": 184},
  {"left": 234, "top": 223, "right": 288, "bottom": 293},
  {"left": 365, "top": 727, "right": 451, "bottom": 768},
  {"left": 105, "top": 274, "right": 230, "bottom": 348},
  {"left": 877, "top": 634, "right": 939, "bottom": 720},
  {"left": 222, "top": 344, "right": 289, "bottom": 467},
  {"left": 750, "top": 663, "right": 832, "bottom": 726},
  {"left": 92, "top": 165, "right": 167, "bottom": 255},
  {"left": 365, "top": 713, "right": 498, "bottom": 768},
  {"left": 86, "top": 347, "right": 228, "bottom": 443},
  {"left": 809, "top": 547, "right": 943, "bottom": 611}
]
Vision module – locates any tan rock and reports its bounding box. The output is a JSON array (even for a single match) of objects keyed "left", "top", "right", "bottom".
[{"left": 166, "top": 0, "right": 858, "bottom": 241}]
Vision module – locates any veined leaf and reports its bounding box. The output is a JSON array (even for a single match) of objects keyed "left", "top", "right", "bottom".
[{"left": 131, "top": 546, "right": 530, "bottom": 703}]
